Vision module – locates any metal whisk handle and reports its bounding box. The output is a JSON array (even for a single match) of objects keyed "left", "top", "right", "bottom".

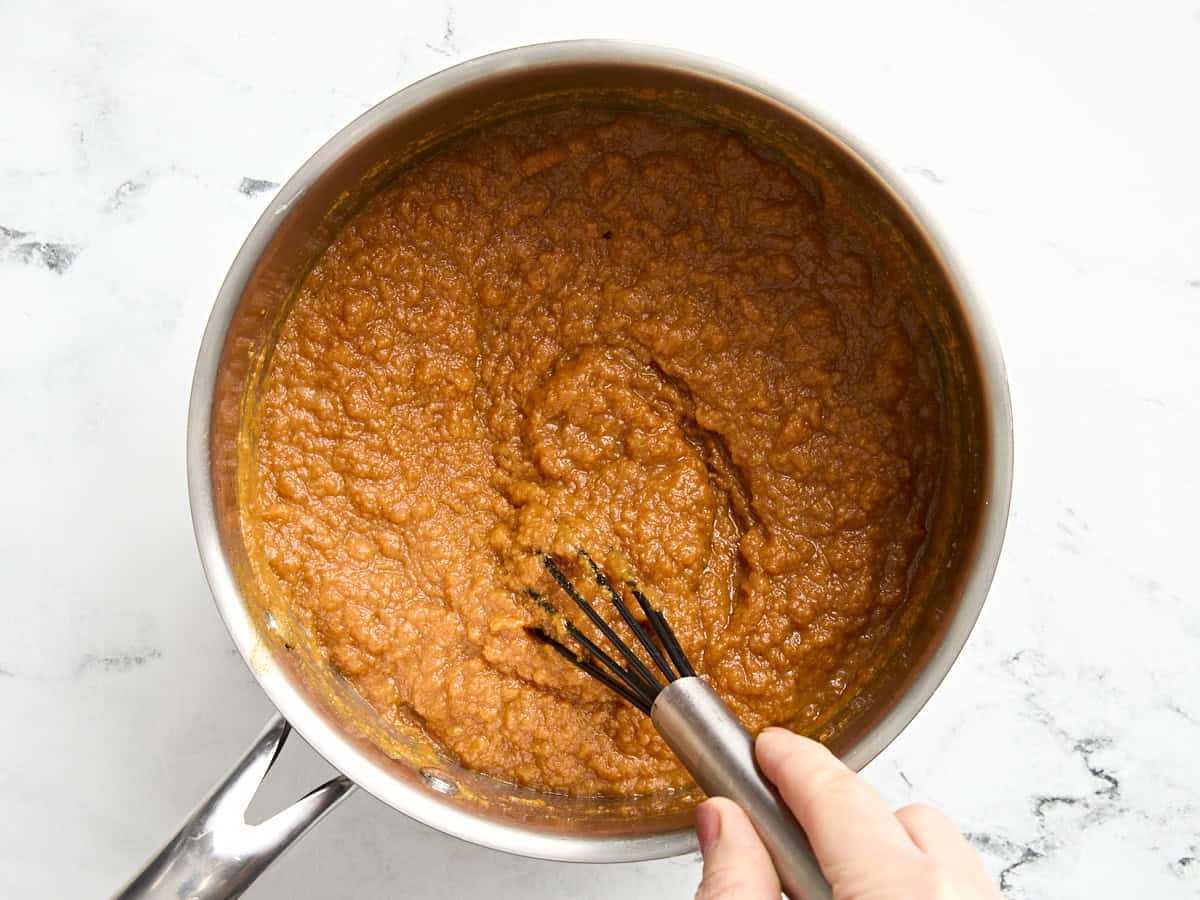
[{"left": 651, "top": 677, "right": 833, "bottom": 900}]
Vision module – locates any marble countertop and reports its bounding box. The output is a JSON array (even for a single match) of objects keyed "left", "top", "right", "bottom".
[{"left": 2, "top": 1, "right": 1197, "bottom": 897}]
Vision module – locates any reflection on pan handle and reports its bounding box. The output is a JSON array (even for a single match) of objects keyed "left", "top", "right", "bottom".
[{"left": 111, "top": 714, "right": 355, "bottom": 900}]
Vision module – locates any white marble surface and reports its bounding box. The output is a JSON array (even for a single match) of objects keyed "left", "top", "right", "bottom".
[{"left": 2, "top": 1, "right": 1198, "bottom": 897}]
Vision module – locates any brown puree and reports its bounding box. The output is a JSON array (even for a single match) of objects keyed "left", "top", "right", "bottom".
[{"left": 246, "top": 108, "right": 943, "bottom": 797}]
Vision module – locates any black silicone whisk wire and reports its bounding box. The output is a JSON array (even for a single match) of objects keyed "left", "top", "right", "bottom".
[{"left": 525, "top": 550, "right": 694, "bottom": 714}]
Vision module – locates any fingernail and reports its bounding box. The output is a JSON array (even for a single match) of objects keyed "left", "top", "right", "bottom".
[
  {"left": 695, "top": 801, "right": 721, "bottom": 854},
  {"left": 759, "top": 726, "right": 790, "bottom": 741},
  {"left": 756, "top": 727, "right": 792, "bottom": 761}
]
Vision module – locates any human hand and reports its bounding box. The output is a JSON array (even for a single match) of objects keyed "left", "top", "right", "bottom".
[{"left": 694, "top": 728, "right": 1004, "bottom": 899}]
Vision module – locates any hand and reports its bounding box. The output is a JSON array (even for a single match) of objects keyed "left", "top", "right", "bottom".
[{"left": 694, "top": 728, "right": 1004, "bottom": 899}]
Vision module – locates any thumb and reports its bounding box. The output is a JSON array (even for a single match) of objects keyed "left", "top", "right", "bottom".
[{"left": 695, "top": 797, "right": 781, "bottom": 899}]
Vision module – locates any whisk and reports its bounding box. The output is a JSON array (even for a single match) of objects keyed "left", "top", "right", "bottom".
[{"left": 527, "top": 550, "right": 833, "bottom": 900}]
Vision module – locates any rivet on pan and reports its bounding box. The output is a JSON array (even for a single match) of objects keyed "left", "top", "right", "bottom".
[{"left": 420, "top": 768, "right": 459, "bottom": 795}]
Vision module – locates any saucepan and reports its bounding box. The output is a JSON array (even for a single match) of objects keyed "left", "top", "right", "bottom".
[{"left": 115, "top": 40, "right": 1013, "bottom": 899}]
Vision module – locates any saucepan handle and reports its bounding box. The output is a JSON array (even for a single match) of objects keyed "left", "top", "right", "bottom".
[{"left": 111, "top": 714, "right": 355, "bottom": 900}]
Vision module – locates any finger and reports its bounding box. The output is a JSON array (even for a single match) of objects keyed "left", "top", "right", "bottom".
[
  {"left": 895, "top": 804, "right": 988, "bottom": 877},
  {"left": 755, "top": 728, "right": 919, "bottom": 879},
  {"left": 694, "top": 797, "right": 781, "bottom": 900}
]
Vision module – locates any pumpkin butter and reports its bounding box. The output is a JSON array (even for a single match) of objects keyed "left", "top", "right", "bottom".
[{"left": 247, "top": 109, "right": 943, "bottom": 797}]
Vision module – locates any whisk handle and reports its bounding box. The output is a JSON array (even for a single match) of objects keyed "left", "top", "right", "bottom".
[{"left": 652, "top": 677, "right": 833, "bottom": 900}]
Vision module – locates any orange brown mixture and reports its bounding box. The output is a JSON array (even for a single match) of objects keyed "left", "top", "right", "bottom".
[{"left": 247, "top": 109, "right": 942, "bottom": 796}]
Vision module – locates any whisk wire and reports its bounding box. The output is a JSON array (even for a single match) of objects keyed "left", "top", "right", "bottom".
[
  {"left": 578, "top": 550, "right": 678, "bottom": 683},
  {"left": 526, "top": 627, "right": 652, "bottom": 714},
  {"left": 628, "top": 581, "right": 696, "bottom": 678},
  {"left": 526, "top": 589, "right": 658, "bottom": 704},
  {"left": 542, "top": 554, "right": 665, "bottom": 695},
  {"left": 529, "top": 550, "right": 701, "bottom": 711}
]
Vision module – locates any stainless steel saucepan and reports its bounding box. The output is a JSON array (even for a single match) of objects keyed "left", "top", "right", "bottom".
[{"left": 115, "top": 40, "right": 1013, "bottom": 899}]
